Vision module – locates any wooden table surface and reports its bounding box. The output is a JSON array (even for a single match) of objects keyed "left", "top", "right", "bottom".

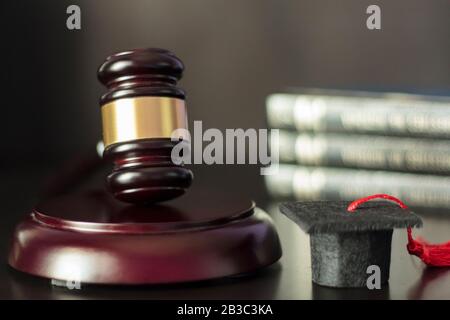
[{"left": 1, "top": 165, "right": 450, "bottom": 300}]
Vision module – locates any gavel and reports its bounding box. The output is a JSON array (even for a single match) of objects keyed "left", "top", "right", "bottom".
[{"left": 98, "top": 48, "right": 193, "bottom": 204}]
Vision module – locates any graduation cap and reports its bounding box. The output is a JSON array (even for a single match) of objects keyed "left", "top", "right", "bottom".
[{"left": 280, "top": 194, "right": 423, "bottom": 288}]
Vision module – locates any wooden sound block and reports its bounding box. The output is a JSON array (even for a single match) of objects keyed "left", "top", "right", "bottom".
[{"left": 8, "top": 187, "right": 282, "bottom": 285}]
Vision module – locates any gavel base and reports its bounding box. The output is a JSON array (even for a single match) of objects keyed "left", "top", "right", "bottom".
[{"left": 8, "top": 188, "right": 282, "bottom": 285}]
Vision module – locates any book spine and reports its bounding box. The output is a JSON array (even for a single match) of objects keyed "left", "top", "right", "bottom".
[
  {"left": 266, "top": 92, "right": 450, "bottom": 138},
  {"left": 276, "top": 131, "right": 450, "bottom": 174},
  {"left": 265, "top": 165, "right": 450, "bottom": 208}
]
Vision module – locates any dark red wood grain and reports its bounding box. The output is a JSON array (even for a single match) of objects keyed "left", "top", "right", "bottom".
[
  {"left": 98, "top": 48, "right": 185, "bottom": 104},
  {"left": 104, "top": 139, "right": 193, "bottom": 203},
  {"left": 8, "top": 187, "right": 282, "bottom": 285},
  {"left": 98, "top": 48, "right": 193, "bottom": 204}
]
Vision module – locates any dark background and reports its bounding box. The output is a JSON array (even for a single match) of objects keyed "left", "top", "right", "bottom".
[
  {"left": 2, "top": 0, "right": 449, "bottom": 167},
  {"left": 0, "top": 0, "right": 450, "bottom": 299}
]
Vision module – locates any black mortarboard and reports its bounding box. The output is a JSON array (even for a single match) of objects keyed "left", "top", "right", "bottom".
[{"left": 280, "top": 200, "right": 422, "bottom": 288}]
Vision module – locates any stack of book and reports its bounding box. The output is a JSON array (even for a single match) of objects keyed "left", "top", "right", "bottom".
[{"left": 264, "top": 89, "right": 450, "bottom": 208}]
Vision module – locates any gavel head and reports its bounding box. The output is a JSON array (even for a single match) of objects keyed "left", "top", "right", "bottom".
[{"left": 98, "top": 48, "right": 193, "bottom": 204}]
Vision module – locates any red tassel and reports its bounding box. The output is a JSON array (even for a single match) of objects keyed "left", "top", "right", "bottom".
[
  {"left": 348, "top": 194, "right": 450, "bottom": 267},
  {"left": 407, "top": 228, "right": 450, "bottom": 267}
]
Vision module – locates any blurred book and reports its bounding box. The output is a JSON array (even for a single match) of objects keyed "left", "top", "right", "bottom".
[
  {"left": 276, "top": 130, "right": 450, "bottom": 174},
  {"left": 265, "top": 165, "right": 450, "bottom": 209},
  {"left": 266, "top": 88, "right": 450, "bottom": 208},
  {"left": 267, "top": 89, "right": 450, "bottom": 138}
]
